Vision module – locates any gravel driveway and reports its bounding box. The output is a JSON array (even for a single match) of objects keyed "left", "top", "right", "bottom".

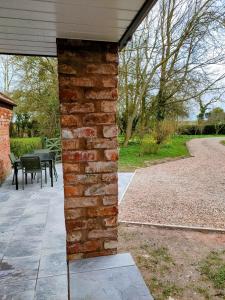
[{"left": 119, "top": 137, "right": 225, "bottom": 229}]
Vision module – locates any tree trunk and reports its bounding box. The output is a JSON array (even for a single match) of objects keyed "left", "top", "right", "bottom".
[{"left": 123, "top": 117, "right": 134, "bottom": 147}]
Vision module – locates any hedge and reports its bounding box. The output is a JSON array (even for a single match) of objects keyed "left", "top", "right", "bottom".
[
  {"left": 178, "top": 124, "right": 225, "bottom": 135},
  {"left": 10, "top": 137, "right": 43, "bottom": 157}
]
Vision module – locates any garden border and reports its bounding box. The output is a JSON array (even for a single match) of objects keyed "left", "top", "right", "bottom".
[{"left": 119, "top": 220, "right": 225, "bottom": 234}]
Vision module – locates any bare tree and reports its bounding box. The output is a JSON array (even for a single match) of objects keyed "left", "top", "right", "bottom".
[
  {"left": 119, "top": 0, "right": 225, "bottom": 146},
  {"left": 0, "top": 55, "right": 18, "bottom": 93}
]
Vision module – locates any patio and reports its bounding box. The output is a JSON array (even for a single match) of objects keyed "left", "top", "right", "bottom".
[{"left": 0, "top": 165, "right": 144, "bottom": 299}]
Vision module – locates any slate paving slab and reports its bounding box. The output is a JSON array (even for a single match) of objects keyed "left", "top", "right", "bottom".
[
  {"left": 0, "top": 277, "right": 36, "bottom": 300},
  {"left": 69, "top": 253, "right": 153, "bottom": 300},
  {"left": 38, "top": 252, "right": 67, "bottom": 278},
  {"left": 70, "top": 253, "right": 134, "bottom": 274},
  {"left": 0, "top": 256, "right": 40, "bottom": 280},
  {"left": 35, "top": 275, "right": 68, "bottom": 300}
]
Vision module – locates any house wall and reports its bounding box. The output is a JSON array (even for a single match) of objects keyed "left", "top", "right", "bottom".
[
  {"left": 0, "top": 105, "right": 13, "bottom": 183},
  {"left": 57, "top": 39, "right": 119, "bottom": 260}
]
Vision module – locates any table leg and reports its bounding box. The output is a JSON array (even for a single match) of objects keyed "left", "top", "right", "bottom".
[
  {"left": 15, "top": 165, "right": 18, "bottom": 190},
  {"left": 50, "top": 160, "right": 53, "bottom": 187}
]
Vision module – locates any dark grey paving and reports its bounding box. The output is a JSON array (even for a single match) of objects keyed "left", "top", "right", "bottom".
[
  {"left": 0, "top": 164, "right": 67, "bottom": 298},
  {"left": 0, "top": 232, "right": 13, "bottom": 260},
  {"left": 4, "top": 238, "right": 43, "bottom": 258},
  {"left": 70, "top": 265, "right": 153, "bottom": 300},
  {"left": 0, "top": 277, "right": 36, "bottom": 300},
  {"left": 38, "top": 252, "right": 67, "bottom": 278},
  {"left": 35, "top": 275, "right": 68, "bottom": 300},
  {"left": 0, "top": 216, "right": 20, "bottom": 233},
  {"left": 0, "top": 256, "right": 40, "bottom": 280},
  {"left": 0, "top": 165, "right": 151, "bottom": 300},
  {"left": 70, "top": 253, "right": 135, "bottom": 274}
]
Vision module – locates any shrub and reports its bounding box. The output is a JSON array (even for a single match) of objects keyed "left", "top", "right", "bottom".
[
  {"left": 152, "top": 121, "right": 176, "bottom": 145},
  {"left": 140, "top": 135, "right": 159, "bottom": 154},
  {"left": 10, "top": 137, "right": 42, "bottom": 157},
  {"left": 178, "top": 124, "right": 225, "bottom": 135}
]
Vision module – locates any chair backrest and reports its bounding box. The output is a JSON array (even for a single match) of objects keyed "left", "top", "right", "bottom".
[
  {"left": 49, "top": 151, "right": 56, "bottom": 161},
  {"left": 20, "top": 156, "right": 41, "bottom": 172},
  {"left": 9, "top": 152, "right": 16, "bottom": 165}
]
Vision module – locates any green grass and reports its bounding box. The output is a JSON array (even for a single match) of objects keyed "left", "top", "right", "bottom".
[
  {"left": 199, "top": 250, "right": 225, "bottom": 290},
  {"left": 119, "top": 134, "right": 225, "bottom": 171}
]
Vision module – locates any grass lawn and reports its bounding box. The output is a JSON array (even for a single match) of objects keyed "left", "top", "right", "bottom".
[{"left": 119, "top": 134, "right": 225, "bottom": 171}]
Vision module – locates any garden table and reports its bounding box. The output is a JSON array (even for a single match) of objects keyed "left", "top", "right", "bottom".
[{"left": 14, "top": 151, "right": 53, "bottom": 190}]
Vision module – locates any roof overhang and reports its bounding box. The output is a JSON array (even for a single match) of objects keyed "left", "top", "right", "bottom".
[
  {"left": 0, "top": 0, "right": 157, "bottom": 57},
  {"left": 0, "top": 92, "right": 16, "bottom": 109}
]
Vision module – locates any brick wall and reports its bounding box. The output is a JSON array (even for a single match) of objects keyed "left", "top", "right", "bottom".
[
  {"left": 0, "top": 106, "right": 13, "bottom": 183},
  {"left": 57, "top": 39, "right": 119, "bottom": 260}
]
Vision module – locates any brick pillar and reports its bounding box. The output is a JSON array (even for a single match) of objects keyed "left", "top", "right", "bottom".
[
  {"left": 0, "top": 106, "right": 13, "bottom": 183},
  {"left": 57, "top": 39, "right": 119, "bottom": 260}
]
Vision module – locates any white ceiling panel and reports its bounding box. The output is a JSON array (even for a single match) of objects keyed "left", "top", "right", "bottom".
[{"left": 0, "top": 0, "right": 156, "bottom": 56}]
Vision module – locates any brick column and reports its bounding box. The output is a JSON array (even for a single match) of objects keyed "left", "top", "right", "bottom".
[
  {"left": 0, "top": 106, "right": 13, "bottom": 183},
  {"left": 57, "top": 39, "right": 119, "bottom": 260}
]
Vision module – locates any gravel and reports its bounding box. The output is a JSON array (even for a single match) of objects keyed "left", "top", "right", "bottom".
[{"left": 119, "top": 137, "right": 225, "bottom": 229}]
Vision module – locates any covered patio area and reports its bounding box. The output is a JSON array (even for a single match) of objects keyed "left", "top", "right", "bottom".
[{"left": 0, "top": 166, "right": 144, "bottom": 299}]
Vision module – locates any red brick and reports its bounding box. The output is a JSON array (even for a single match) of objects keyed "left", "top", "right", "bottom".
[
  {"left": 64, "top": 174, "right": 100, "bottom": 184},
  {"left": 64, "top": 185, "right": 84, "bottom": 197},
  {"left": 59, "top": 88, "right": 84, "bottom": 102},
  {"left": 58, "top": 64, "right": 77, "bottom": 75},
  {"left": 67, "top": 231, "right": 83, "bottom": 242},
  {"left": 86, "top": 64, "right": 117, "bottom": 75},
  {"left": 61, "top": 115, "right": 80, "bottom": 127},
  {"left": 102, "top": 173, "right": 118, "bottom": 183},
  {"left": 84, "top": 249, "right": 116, "bottom": 258},
  {"left": 65, "top": 208, "right": 86, "bottom": 220},
  {"left": 62, "top": 127, "right": 97, "bottom": 139},
  {"left": 62, "top": 139, "right": 80, "bottom": 150},
  {"left": 66, "top": 220, "right": 87, "bottom": 230},
  {"left": 0, "top": 106, "right": 13, "bottom": 183},
  {"left": 103, "top": 125, "right": 118, "bottom": 138},
  {"left": 88, "top": 228, "right": 117, "bottom": 239},
  {"left": 102, "top": 77, "right": 118, "bottom": 88},
  {"left": 83, "top": 113, "right": 115, "bottom": 125},
  {"left": 63, "top": 163, "right": 80, "bottom": 173},
  {"left": 62, "top": 150, "right": 97, "bottom": 162},
  {"left": 84, "top": 183, "right": 117, "bottom": 196},
  {"left": 105, "top": 52, "right": 119, "bottom": 63},
  {"left": 103, "top": 216, "right": 117, "bottom": 227},
  {"left": 60, "top": 76, "right": 98, "bottom": 88},
  {"left": 85, "top": 162, "right": 117, "bottom": 173},
  {"left": 73, "top": 240, "right": 102, "bottom": 253},
  {"left": 104, "top": 149, "right": 118, "bottom": 161},
  {"left": 60, "top": 103, "right": 95, "bottom": 114},
  {"left": 87, "top": 206, "right": 118, "bottom": 217},
  {"left": 103, "top": 195, "right": 117, "bottom": 205},
  {"left": 101, "top": 101, "right": 116, "bottom": 113},
  {"left": 65, "top": 197, "right": 99, "bottom": 208},
  {"left": 86, "top": 138, "right": 117, "bottom": 149},
  {"left": 85, "top": 88, "right": 118, "bottom": 100}
]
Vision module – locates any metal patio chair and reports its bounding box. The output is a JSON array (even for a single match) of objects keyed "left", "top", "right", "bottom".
[
  {"left": 9, "top": 152, "right": 21, "bottom": 185},
  {"left": 20, "top": 156, "right": 43, "bottom": 189}
]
